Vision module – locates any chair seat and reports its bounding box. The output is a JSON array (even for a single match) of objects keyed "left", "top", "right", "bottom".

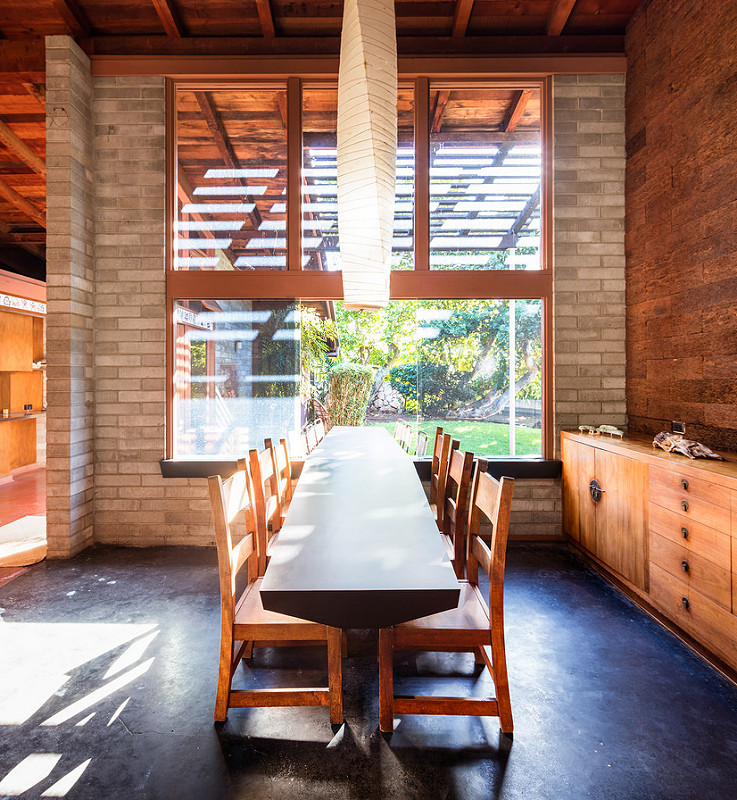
[
  {"left": 396, "top": 581, "right": 489, "bottom": 632},
  {"left": 234, "top": 577, "right": 327, "bottom": 637}
]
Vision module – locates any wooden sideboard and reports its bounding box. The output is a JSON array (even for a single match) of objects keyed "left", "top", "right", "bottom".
[{"left": 561, "top": 430, "right": 737, "bottom": 675}]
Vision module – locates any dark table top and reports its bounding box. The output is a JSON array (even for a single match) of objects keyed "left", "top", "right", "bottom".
[{"left": 259, "top": 426, "right": 460, "bottom": 628}]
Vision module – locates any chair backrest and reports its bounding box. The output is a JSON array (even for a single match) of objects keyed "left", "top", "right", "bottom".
[
  {"left": 401, "top": 424, "right": 414, "bottom": 453},
  {"left": 265, "top": 436, "right": 291, "bottom": 515},
  {"left": 315, "top": 418, "right": 326, "bottom": 443},
  {"left": 246, "top": 446, "right": 280, "bottom": 575},
  {"left": 207, "top": 470, "right": 258, "bottom": 625},
  {"left": 414, "top": 430, "right": 428, "bottom": 457},
  {"left": 466, "top": 468, "right": 515, "bottom": 616},
  {"left": 305, "top": 422, "right": 319, "bottom": 453},
  {"left": 393, "top": 420, "right": 407, "bottom": 443},
  {"left": 443, "top": 446, "right": 475, "bottom": 577},
  {"left": 430, "top": 432, "right": 457, "bottom": 524}
]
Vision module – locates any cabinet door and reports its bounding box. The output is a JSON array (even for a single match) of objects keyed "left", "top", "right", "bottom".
[
  {"left": 561, "top": 436, "right": 596, "bottom": 553},
  {"left": 595, "top": 449, "right": 648, "bottom": 590}
]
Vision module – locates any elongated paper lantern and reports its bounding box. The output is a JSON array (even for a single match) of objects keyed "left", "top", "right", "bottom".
[{"left": 337, "top": 0, "right": 397, "bottom": 310}]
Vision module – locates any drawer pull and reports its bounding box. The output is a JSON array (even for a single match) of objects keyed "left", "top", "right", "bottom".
[
  {"left": 681, "top": 479, "right": 689, "bottom": 490},
  {"left": 681, "top": 500, "right": 689, "bottom": 512},
  {"left": 681, "top": 526, "right": 689, "bottom": 539},
  {"left": 681, "top": 560, "right": 689, "bottom": 573},
  {"left": 682, "top": 597, "right": 690, "bottom": 611}
]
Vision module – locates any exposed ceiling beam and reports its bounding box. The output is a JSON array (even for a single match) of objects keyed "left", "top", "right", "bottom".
[
  {"left": 0, "top": 119, "right": 46, "bottom": 176},
  {"left": 504, "top": 89, "right": 533, "bottom": 133},
  {"left": 51, "top": 0, "right": 94, "bottom": 39},
  {"left": 0, "top": 41, "right": 45, "bottom": 74},
  {"left": 430, "top": 90, "right": 451, "bottom": 134},
  {"left": 452, "top": 0, "right": 475, "bottom": 38},
  {"left": 88, "top": 33, "right": 625, "bottom": 58},
  {"left": 547, "top": 0, "right": 578, "bottom": 36},
  {"left": 151, "top": 0, "right": 186, "bottom": 38},
  {"left": 254, "top": 0, "right": 276, "bottom": 39},
  {"left": 0, "top": 222, "right": 45, "bottom": 261},
  {"left": 0, "top": 178, "right": 45, "bottom": 227},
  {"left": 22, "top": 82, "right": 46, "bottom": 107}
]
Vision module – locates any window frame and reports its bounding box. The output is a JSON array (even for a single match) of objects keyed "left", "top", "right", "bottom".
[{"left": 166, "top": 74, "right": 554, "bottom": 458}]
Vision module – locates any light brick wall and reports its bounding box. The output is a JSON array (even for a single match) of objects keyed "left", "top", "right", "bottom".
[
  {"left": 91, "top": 75, "right": 214, "bottom": 547},
  {"left": 44, "top": 61, "right": 626, "bottom": 550},
  {"left": 45, "top": 36, "right": 95, "bottom": 557},
  {"left": 553, "top": 74, "right": 627, "bottom": 454}
]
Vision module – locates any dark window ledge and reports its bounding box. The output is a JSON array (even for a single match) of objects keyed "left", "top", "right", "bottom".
[
  {"left": 161, "top": 457, "right": 561, "bottom": 481},
  {"left": 414, "top": 458, "right": 561, "bottom": 481}
]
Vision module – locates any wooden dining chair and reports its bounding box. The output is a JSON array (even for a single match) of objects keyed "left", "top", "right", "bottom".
[
  {"left": 414, "top": 430, "right": 428, "bottom": 457},
  {"left": 207, "top": 470, "right": 343, "bottom": 724},
  {"left": 305, "top": 422, "right": 319, "bottom": 453},
  {"left": 265, "top": 437, "right": 291, "bottom": 527},
  {"left": 378, "top": 467, "right": 515, "bottom": 735},
  {"left": 315, "top": 418, "right": 326, "bottom": 443},
  {"left": 441, "top": 447, "right": 475, "bottom": 578},
  {"left": 246, "top": 445, "right": 282, "bottom": 576},
  {"left": 429, "top": 431, "right": 457, "bottom": 531}
]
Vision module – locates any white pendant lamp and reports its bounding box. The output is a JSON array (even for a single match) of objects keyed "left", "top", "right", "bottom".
[{"left": 337, "top": 0, "right": 397, "bottom": 310}]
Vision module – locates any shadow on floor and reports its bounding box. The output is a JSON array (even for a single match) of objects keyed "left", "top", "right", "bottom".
[{"left": 0, "top": 544, "right": 736, "bottom": 799}]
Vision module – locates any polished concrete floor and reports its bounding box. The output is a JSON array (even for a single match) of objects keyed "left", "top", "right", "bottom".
[{"left": 1, "top": 543, "right": 737, "bottom": 799}]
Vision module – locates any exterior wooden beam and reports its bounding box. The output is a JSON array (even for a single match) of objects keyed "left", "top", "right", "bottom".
[
  {"left": 151, "top": 0, "right": 186, "bottom": 38},
  {"left": 0, "top": 119, "right": 46, "bottom": 176},
  {"left": 547, "top": 0, "right": 579, "bottom": 36},
  {"left": 255, "top": 0, "right": 277, "bottom": 39},
  {"left": 51, "top": 0, "right": 94, "bottom": 39},
  {"left": 452, "top": 0, "right": 475, "bottom": 38},
  {"left": 504, "top": 88, "right": 533, "bottom": 133},
  {"left": 0, "top": 178, "right": 45, "bottom": 228}
]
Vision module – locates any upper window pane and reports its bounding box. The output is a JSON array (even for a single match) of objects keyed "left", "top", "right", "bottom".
[
  {"left": 301, "top": 86, "right": 415, "bottom": 271},
  {"left": 176, "top": 88, "right": 288, "bottom": 271},
  {"left": 429, "top": 87, "right": 542, "bottom": 270}
]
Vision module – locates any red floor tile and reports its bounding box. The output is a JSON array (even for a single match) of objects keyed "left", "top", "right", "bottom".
[{"left": 0, "top": 468, "right": 46, "bottom": 527}]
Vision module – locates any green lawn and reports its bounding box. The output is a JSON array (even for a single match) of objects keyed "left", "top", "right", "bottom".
[{"left": 366, "top": 418, "right": 542, "bottom": 457}]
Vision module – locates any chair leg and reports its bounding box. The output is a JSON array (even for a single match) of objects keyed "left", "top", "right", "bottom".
[
  {"left": 214, "top": 630, "right": 233, "bottom": 723},
  {"left": 378, "top": 628, "right": 394, "bottom": 733},
  {"left": 490, "top": 629, "right": 513, "bottom": 734},
  {"left": 327, "top": 627, "right": 344, "bottom": 725}
]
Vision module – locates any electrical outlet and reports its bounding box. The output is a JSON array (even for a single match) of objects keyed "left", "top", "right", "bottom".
[{"left": 671, "top": 421, "right": 686, "bottom": 435}]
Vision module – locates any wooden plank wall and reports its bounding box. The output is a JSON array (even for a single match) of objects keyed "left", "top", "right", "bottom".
[{"left": 625, "top": 0, "right": 737, "bottom": 452}]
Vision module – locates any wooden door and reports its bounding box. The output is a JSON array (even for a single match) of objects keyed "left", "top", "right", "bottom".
[
  {"left": 594, "top": 449, "right": 648, "bottom": 590},
  {"left": 561, "top": 435, "right": 596, "bottom": 553}
]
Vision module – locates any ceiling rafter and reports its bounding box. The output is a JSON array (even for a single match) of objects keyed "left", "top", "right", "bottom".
[
  {"left": 0, "top": 222, "right": 45, "bottom": 261},
  {"left": 50, "top": 0, "right": 94, "bottom": 39},
  {"left": 255, "top": 0, "right": 276, "bottom": 38},
  {"left": 0, "top": 177, "right": 45, "bottom": 228},
  {"left": 452, "top": 0, "right": 475, "bottom": 38},
  {"left": 151, "top": 0, "right": 186, "bottom": 38},
  {"left": 193, "top": 91, "right": 262, "bottom": 227},
  {"left": 504, "top": 89, "right": 533, "bottom": 133},
  {"left": 0, "top": 119, "right": 46, "bottom": 176},
  {"left": 22, "top": 81, "right": 46, "bottom": 107},
  {"left": 547, "top": 0, "right": 578, "bottom": 36}
]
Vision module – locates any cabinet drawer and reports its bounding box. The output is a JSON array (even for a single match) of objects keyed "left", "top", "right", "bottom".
[
  {"left": 649, "top": 464, "right": 726, "bottom": 504},
  {"left": 649, "top": 531, "right": 731, "bottom": 610},
  {"left": 648, "top": 480, "right": 730, "bottom": 532},
  {"left": 649, "top": 503, "right": 731, "bottom": 565},
  {"left": 650, "top": 564, "right": 737, "bottom": 669}
]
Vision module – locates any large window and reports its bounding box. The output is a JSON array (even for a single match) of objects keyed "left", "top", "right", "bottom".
[{"left": 167, "top": 76, "right": 551, "bottom": 458}]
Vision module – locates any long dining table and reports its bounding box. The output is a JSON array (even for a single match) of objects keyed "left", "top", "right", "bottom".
[{"left": 259, "top": 426, "right": 460, "bottom": 629}]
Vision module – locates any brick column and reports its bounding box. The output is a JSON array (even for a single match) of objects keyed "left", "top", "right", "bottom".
[
  {"left": 553, "top": 74, "right": 627, "bottom": 454},
  {"left": 45, "top": 36, "right": 95, "bottom": 557}
]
